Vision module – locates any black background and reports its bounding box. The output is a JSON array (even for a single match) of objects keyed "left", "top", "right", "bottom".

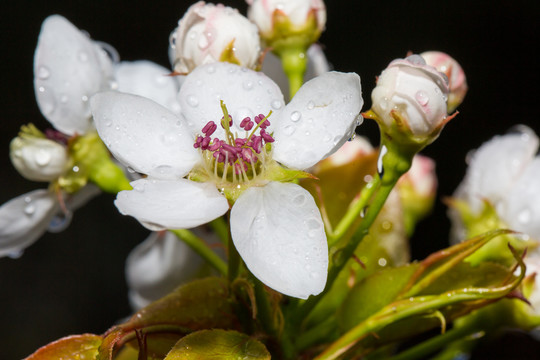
[{"left": 0, "top": 0, "right": 538, "bottom": 359}]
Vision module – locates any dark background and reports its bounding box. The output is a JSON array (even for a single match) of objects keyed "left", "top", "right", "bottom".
[{"left": 0, "top": 0, "right": 538, "bottom": 359}]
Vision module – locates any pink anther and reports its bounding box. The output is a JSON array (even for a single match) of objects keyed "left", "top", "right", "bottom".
[
  {"left": 260, "top": 129, "right": 275, "bottom": 143},
  {"left": 202, "top": 121, "right": 217, "bottom": 136}
]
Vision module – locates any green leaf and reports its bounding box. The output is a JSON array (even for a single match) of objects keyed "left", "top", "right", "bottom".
[
  {"left": 26, "top": 334, "right": 101, "bottom": 360},
  {"left": 164, "top": 329, "right": 270, "bottom": 360},
  {"left": 98, "top": 277, "right": 239, "bottom": 359}
]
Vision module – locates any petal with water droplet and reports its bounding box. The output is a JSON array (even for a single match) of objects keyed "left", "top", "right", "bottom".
[
  {"left": 179, "top": 62, "right": 284, "bottom": 138},
  {"left": 230, "top": 182, "right": 328, "bottom": 299},
  {"left": 34, "top": 15, "right": 114, "bottom": 135},
  {"left": 114, "top": 60, "right": 181, "bottom": 115},
  {"left": 0, "top": 190, "right": 58, "bottom": 258},
  {"left": 91, "top": 92, "right": 199, "bottom": 179},
  {"left": 115, "top": 178, "right": 229, "bottom": 230},
  {"left": 273, "top": 71, "right": 363, "bottom": 170}
]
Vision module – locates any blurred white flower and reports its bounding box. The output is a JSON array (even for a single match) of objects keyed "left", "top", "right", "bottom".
[
  {"left": 170, "top": 1, "right": 260, "bottom": 74},
  {"left": 451, "top": 126, "right": 540, "bottom": 241},
  {"left": 92, "top": 62, "right": 363, "bottom": 298}
]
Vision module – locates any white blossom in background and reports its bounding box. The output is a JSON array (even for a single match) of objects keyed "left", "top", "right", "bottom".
[
  {"left": 246, "top": 0, "right": 326, "bottom": 40},
  {"left": 91, "top": 62, "right": 363, "bottom": 299},
  {"left": 126, "top": 229, "right": 222, "bottom": 309},
  {"left": 371, "top": 54, "right": 450, "bottom": 138},
  {"left": 450, "top": 126, "right": 540, "bottom": 241},
  {"left": 170, "top": 1, "right": 261, "bottom": 74}
]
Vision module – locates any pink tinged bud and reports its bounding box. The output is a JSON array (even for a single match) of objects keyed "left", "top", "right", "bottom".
[
  {"left": 371, "top": 54, "right": 450, "bottom": 138},
  {"left": 202, "top": 121, "right": 217, "bottom": 136},
  {"left": 260, "top": 129, "right": 275, "bottom": 143},
  {"left": 420, "top": 51, "right": 468, "bottom": 113}
]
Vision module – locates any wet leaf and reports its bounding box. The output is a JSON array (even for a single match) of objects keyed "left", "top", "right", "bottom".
[
  {"left": 164, "top": 329, "right": 270, "bottom": 360},
  {"left": 25, "top": 334, "right": 101, "bottom": 360}
]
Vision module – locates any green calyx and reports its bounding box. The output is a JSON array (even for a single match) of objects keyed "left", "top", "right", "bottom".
[
  {"left": 58, "top": 131, "right": 131, "bottom": 194},
  {"left": 262, "top": 10, "right": 322, "bottom": 54}
]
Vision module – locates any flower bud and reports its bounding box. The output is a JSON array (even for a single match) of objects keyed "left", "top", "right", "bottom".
[
  {"left": 10, "top": 132, "right": 68, "bottom": 182},
  {"left": 247, "top": 0, "right": 326, "bottom": 50},
  {"left": 369, "top": 55, "right": 451, "bottom": 151},
  {"left": 421, "top": 51, "right": 468, "bottom": 112},
  {"left": 171, "top": 1, "right": 261, "bottom": 74}
]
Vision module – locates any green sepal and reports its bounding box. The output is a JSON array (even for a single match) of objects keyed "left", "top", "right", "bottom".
[
  {"left": 219, "top": 39, "right": 242, "bottom": 66},
  {"left": 26, "top": 334, "right": 101, "bottom": 360},
  {"left": 164, "top": 329, "right": 271, "bottom": 360},
  {"left": 62, "top": 131, "right": 131, "bottom": 193}
]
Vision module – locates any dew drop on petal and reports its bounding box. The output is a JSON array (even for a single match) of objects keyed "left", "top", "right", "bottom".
[
  {"left": 243, "top": 81, "right": 253, "bottom": 90},
  {"left": 37, "top": 66, "right": 50, "bottom": 80},
  {"left": 24, "top": 203, "right": 36, "bottom": 216},
  {"left": 271, "top": 100, "right": 282, "bottom": 110},
  {"left": 187, "top": 95, "right": 199, "bottom": 107},
  {"left": 293, "top": 194, "right": 305, "bottom": 206},
  {"left": 290, "top": 111, "right": 301, "bottom": 122},
  {"left": 355, "top": 114, "right": 364, "bottom": 126},
  {"left": 198, "top": 35, "right": 209, "bottom": 49},
  {"left": 310, "top": 271, "right": 319, "bottom": 279},
  {"left": 283, "top": 125, "right": 296, "bottom": 136},
  {"left": 8, "top": 249, "right": 24, "bottom": 259},
  {"left": 307, "top": 101, "right": 315, "bottom": 110},
  {"left": 78, "top": 51, "right": 89, "bottom": 62},
  {"left": 206, "top": 65, "right": 215, "bottom": 74},
  {"left": 35, "top": 149, "right": 51, "bottom": 166},
  {"left": 518, "top": 207, "right": 532, "bottom": 225},
  {"left": 59, "top": 94, "right": 68, "bottom": 104},
  {"left": 48, "top": 210, "right": 73, "bottom": 233},
  {"left": 323, "top": 134, "right": 331, "bottom": 142},
  {"left": 36, "top": 86, "right": 56, "bottom": 115},
  {"left": 415, "top": 90, "right": 429, "bottom": 106}
]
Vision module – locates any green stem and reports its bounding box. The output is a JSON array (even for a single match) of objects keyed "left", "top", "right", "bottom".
[
  {"left": 280, "top": 49, "right": 308, "bottom": 99},
  {"left": 295, "top": 316, "right": 338, "bottom": 352},
  {"left": 293, "top": 146, "right": 413, "bottom": 326},
  {"left": 328, "top": 175, "right": 381, "bottom": 247},
  {"left": 209, "top": 216, "right": 228, "bottom": 245},
  {"left": 226, "top": 214, "right": 241, "bottom": 282},
  {"left": 170, "top": 229, "right": 227, "bottom": 276},
  {"left": 387, "top": 325, "right": 481, "bottom": 360}
]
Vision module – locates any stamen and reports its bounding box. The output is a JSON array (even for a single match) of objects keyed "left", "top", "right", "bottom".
[
  {"left": 260, "top": 129, "right": 275, "bottom": 143},
  {"left": 202, "top": 121, "right": 217, "bottom": 136}
]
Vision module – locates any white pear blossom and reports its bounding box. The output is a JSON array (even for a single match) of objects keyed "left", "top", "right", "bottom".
[
  {"left": 371, "top": 54, "right": 450, "bottom": 138},
  {"left": 91, "top": 62, "right": 363, "bottom": 298},
  {"left": 246, "top": 0, "right": 327, "bottom": 38},
  {"left": 170, "top": 1, "right": 261, "bottom": 74},
  {"left": 451, "top": 126, "right": 540, "bottom": 241}
]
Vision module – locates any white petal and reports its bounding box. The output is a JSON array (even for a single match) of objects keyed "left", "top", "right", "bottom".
[
  {"left": 34, "top": 15, "right": 113, "bottom": 135},
  {"left": 115, "top": 178, "right": 229, "bottom": 230},
  {"left": 114, "top": 60, "right": 181, "bottom": 115},
  {"left": 230, "top": 182, "right": 328, "bottom": 299},
  {"left": 126, "top": 230, "right": 205, "bottom": 309},
  {"left": 458, "top": 128, "right": 539, "bottom": 213},
  {"left": 500, "top": 158, "right": 540, "bottom": 240},
  {"left": 91, "top": 92, "right": 199, "bottom": 179},
  {"left": 178, "top": 62, "right": 285, "bottom": 138},
  {"left": 0, "top": 190, "right": 58, "bottom": 257},
  {"left": 262, "top": 44, "right": 331, "bottom": 100},
  {"left": 273, "top": 71, "right": 363, "bottom": 170}
]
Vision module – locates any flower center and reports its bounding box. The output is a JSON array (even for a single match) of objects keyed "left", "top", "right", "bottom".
[{"left": 191, "top": 100, "right": 274, "bottom": 190}]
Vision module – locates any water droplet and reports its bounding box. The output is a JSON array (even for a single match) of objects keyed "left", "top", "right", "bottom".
[
  {"left": 198, "top": 35, "right": 209, "bottom": 49},
  {"left": 377, "top": 145, "right": 388, "bottom": 176},
  {"left": 72, "top": 166, "right": 80, "bottom": 173},
  {"left": 49, "top": 210, "right": 73, "bottom": 233},
  {"left": 415, "top": 90, "right": 429, "bottom": 106},
  {"left": 290, "top": 111, "right": 301, "bottom": 122},
  {"left": 160, "top": 133, "right": 177, "bottom": 145},
  {"left": 127, "top": 167, "right": 135, "bottom": 173},
  {"left": 378, "top": 258, "right": 388, "bottom": 267},
  {"left": 35, "top": 149, "right": 51, "bottom": 166},
  {"left": 8, "top": 250, "right": 24, "bottom": 259},
  {"left": 36, "top": 86, "right": 56, "bottom": 115},
  {"left": 283, "top": 125, "right": 296, "bottom": 136},
  {"left": 155, "top": 165, "right": 173, "bottom": 176},
  {"left": 323, "top": 134, "right": 331, "bottom": 142},
  {"left": 187, "top": 95, "right": 199, "bottom": 107},
  {"left": 81, "top": 95, "right": 89, "bottom": 102},
  {"left": 333, "top": 135, "right": 341, "bottom": 145},
  {"left": 355, "top": 114, "right": 364, "bottom": 126},
  {"left": 381, "top": 221, "right": 393, "bottom": 231},
  {"left": 293, "top": 194, "right": 305, "bottom": 205},
  {"left": 115, "top": 125, "right": 120, "bottom": 131},
  {"left": 406, "top": 54, "right": 426, "bottom": 65},
  {"left": 154, "top": 75, "right": 167, "bottom": 87},
  {"left": 243, "top": 81, "right": 253, "bottom": 90},
  {"left": 133, "top": 182, "right": 145, "bottom": 192},
  {"left": 379, "top": 97, "right": 389, "bottom": 111},
  {"left": 37, "top": 66, "right": 50, "bottom": 80},
  {"left": 307, "top": 101, "right": 315, "bottom": 110},
  {"left": 310, "top": 272, "right": 319, "bottom": 279},
  {"left": 104, "top": 119, "right": 112, "bottom": 127},
  {"left": 24, "top": 203, "right": 36, "bottom": 215},
  {"left": 206, "top": 65, "right": 215, "bottom": 74},
  {"left": 348, "top": 132, "right": 356, "bottom": 141},
  {"left": 305, "top": 130, "right": 311, "bottom": 136},
  {"left": 78, "top": 51, "right": 89, "bottom": 62},
  {"left": 271, "top": 100, "right": 282, "bottom": 109},
  {"left": 60, "top": 94, "right": 68, "bottom": 103},
  {"left": 518, "top": 208, "right": 532, "bottom": 224}
]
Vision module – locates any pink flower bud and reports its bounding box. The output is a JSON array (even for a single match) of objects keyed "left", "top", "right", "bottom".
[{"left": 420, "top": 51, "right": 468, "bottom": 113}]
